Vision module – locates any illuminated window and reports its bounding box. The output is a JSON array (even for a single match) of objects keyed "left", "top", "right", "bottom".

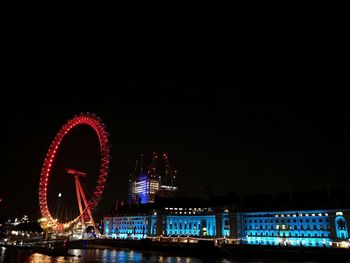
[
  {"left": 282, "top": 225, "right": 286, "bottom": 230},
  {"left": 325, "top": 213, "right": 328, "bottom": 216}
]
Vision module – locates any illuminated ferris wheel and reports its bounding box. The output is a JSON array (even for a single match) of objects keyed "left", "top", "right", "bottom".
[{"left": 38, "top": 113, "right": 110, "bottom": 233}]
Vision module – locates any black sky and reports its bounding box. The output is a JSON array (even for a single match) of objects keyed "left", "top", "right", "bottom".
[{"left": 1, "top": 46, "right": 349, "bottom": 221}]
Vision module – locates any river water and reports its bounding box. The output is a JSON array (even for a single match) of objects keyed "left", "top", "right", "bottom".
[
  {"left": 0, "top": 247, "right": 232, "bottom": 263},
  {"left": 0, "top": 247, "right": 317, "bottom": 263}
]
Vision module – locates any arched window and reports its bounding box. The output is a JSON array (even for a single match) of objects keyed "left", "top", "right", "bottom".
[
  {"left": 335, "top": 216, "right": 349, "bottom": 239},
  {"left": 337, "top": 219, "right": 345, "bottom": 230}
]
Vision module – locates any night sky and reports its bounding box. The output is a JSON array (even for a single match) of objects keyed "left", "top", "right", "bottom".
[{"left": 1, "top": 47, "right": 349, "bottom": 222}]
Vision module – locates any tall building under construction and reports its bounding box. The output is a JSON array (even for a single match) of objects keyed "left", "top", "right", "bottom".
[{"left": 128, "top": 153, "right": 177, "bottom": 204}]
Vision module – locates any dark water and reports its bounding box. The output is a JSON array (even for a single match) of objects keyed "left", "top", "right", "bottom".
[
  {"left": 0, "top": 247, "right": 317, "bottom": 263},
  {"left": 1, "top": 248, "right": 224, "bottom": 263}
]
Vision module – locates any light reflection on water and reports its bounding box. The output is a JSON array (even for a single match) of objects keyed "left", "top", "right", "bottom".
[
  {"left": 1, "top": 247, "right": 229, "bottom": 263},
  {"left": 0, "top": 247, "right": 314, "bottom": 263}
]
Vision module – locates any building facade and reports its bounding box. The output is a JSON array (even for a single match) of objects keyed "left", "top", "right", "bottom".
[{"left": 103, "top": 204, "right": 350, "bottom": 248}]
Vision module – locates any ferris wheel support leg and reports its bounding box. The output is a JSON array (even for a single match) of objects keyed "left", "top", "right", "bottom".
[
  {"left": 76, "top": 178, "right": 98, "bottom": 233},
  {"left": 75, "top": 176, "right": 84, "bottom": 218}
]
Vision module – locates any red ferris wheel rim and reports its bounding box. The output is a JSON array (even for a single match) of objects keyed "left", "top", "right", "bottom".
[{"left": 38, "top": 113, "right": 110, "bottom": 230}]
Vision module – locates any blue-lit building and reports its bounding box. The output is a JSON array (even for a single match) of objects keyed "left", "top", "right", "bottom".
[
  {"left": 128, "top": 153, "right": 178, "bottom": 205},
  {"left": 103, "top": 215, "right": 148, "bottom": 240},
  {"left": 240, "top": 210, "right": 341, "bottom": 247},
  {"left": 103, "top": 191, "right": 350, "bottom": 248}
]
